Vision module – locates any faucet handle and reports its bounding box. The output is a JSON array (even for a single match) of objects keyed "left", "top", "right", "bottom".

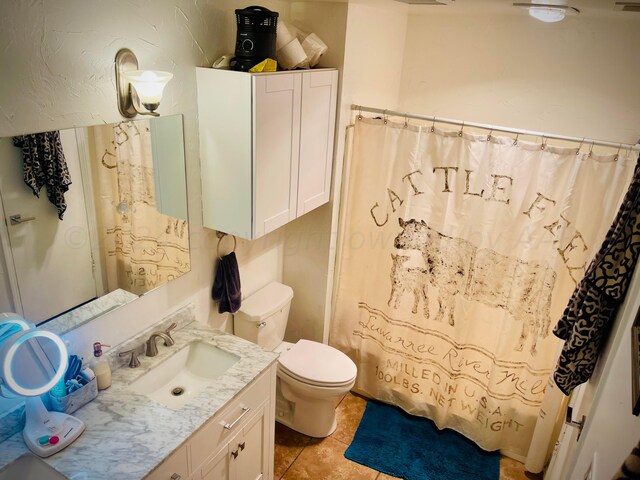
[
  {"left": 119, "top": 345, "right": 143, "bottom": 368},
  {"left": 163, "top": 322, "right": 177, "bottom": 345}
]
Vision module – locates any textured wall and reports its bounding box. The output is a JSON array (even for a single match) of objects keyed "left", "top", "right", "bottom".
[{"left": 0, "top": 0, "right": 293, "bottom": 360}]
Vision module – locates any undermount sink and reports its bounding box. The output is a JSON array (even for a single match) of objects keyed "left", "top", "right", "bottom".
[{"left": 129, "top": 341, "right": 240, "bottom": 410}]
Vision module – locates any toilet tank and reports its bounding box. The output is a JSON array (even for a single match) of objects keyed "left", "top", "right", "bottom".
[{"left": 234, "top": 282, "right": 293, "bottom": 351}]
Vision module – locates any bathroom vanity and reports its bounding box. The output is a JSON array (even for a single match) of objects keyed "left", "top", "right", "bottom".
[
  {"left": 148, "top": 365, "right": 274, "bottom": 480},
  {"left": 0, "top": 318, "right": 278, "bottom": 480}
]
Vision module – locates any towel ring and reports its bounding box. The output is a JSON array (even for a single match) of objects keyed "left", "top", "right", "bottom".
[{"left": 216, "top": 233, "right": 237, "bottom": 260}]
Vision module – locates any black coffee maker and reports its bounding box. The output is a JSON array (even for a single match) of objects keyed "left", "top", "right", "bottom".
[{"left": 233, "top": 6, "right": 279, "bottom": 72}]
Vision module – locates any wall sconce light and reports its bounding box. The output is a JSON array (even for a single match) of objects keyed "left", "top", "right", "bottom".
[
  {"left": 115, "top": 49, "right": 173, "bottom": 118},
  {"left": 513, "top": 2, "right": 580, "bottom": 23}
]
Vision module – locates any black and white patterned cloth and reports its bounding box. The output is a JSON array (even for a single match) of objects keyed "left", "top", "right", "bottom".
[
  {"left": 553, "top": 155, "right": 640, "bottom": 395},
  {"left": 12, "top": 131, "right": 71, "bottom": 220}
]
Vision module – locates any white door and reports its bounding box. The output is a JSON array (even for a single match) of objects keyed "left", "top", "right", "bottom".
[
  {"left": 253, "top": 73, "right": 301, "bottom": 238},
  {"left": 0, "top": 129, "right": 97, "bottom": 322},
  {"left": 546, "top": 264, "right": 640, "bottom": 480},
  {"left": 545, "top": 383, "right": 590, "bottom": 480},
  {"left": 297, "top": 69, "right": 338, "bottom": 217}
]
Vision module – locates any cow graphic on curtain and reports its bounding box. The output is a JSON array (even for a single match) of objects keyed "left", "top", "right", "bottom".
[
  {"left": 330, "top": 118, "right": 635, "bottom": 458},
  {"left": 391, "top": 219, "right": 556, "bottom": 355}
]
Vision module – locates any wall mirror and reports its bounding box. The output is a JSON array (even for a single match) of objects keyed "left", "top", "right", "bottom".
[{"left": 0, "top": 115, "right": 190, "bottom": 335}]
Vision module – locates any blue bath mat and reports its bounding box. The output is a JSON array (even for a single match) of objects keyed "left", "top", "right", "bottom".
[{"left": 345, "top": 400, "right": 500, "bottom": 480}]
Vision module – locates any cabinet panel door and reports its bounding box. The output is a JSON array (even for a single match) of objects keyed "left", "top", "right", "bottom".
[
  {"left": 297, "top": 70, "right": 338, "bottom": 216},
  {"left": 234, "top": 405, "right": 267, "bottom": 480},
  {"left": 145, "top": 444, "right": 189, "bottom": 480},
  {"left": 253, "top": 74, "right": 301, "bottom": 238},
  {"left": 200, "top": 440, "right": 233, "bottom": 480}
]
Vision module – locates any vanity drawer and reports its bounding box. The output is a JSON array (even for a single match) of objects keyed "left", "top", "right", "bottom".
[{"left": 190, "top": 369, "right": 271, "bottom": 470}]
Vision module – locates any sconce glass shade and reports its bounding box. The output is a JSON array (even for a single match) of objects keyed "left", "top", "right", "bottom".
[
  {"left": 115, "top": 48, "right": 173, "bottom": 118},
  {"left": 123, "top": 70, "right": 173, "bottom": 111}
]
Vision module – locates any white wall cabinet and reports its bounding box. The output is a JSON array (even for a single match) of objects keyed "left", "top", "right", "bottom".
[
  {"left": 145, "top": 365, "right": 276, "bottom": 480},
  {"left": 196, "top": 68, "right": 339, "bottom": 240}
]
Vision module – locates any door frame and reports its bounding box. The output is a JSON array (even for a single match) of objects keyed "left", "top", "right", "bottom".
[{"left": 0, "top": 192, "right": 24, "bottom": 316}]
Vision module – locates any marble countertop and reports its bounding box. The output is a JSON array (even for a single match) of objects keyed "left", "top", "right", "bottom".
[{"left": 0, "top": 321, "right": 278, "bottom": 479}]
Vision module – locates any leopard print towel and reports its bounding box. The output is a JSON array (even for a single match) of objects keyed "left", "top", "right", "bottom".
[
  {"left": 553, "top": 156, "right": 640, "bottom": 395},
  {"left": 12, "top": 130, "right": 71, "bottom": 220}
]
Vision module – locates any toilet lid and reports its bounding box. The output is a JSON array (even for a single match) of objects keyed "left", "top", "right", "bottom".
[{"left": 278, "top": 339, "right": 357, "bottom": 386}]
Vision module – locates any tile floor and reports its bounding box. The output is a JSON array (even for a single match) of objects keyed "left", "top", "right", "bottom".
[{"left": 274, "top": 392, "right": 543, "bottom": 480}]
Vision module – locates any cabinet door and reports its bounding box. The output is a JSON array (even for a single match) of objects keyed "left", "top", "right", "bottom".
[
  {"left": 200, "top": 439, "right": 234, "bottom": 480},
  {"left": 200, "top": 406, "right": 267, "bottom": 480},
  {"left": 232, "top": 405, "right": 268, "bottom": 480},
  {"left": 252, "top": 73, "right": 301, "bottom": 238},
  {"left": 145, "top": 444, "right": 189, "bottom": 480},
  {"left": 297, "top": 70, "right": 338, "bottom": 217}
]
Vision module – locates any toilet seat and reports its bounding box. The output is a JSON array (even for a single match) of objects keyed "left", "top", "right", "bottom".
[{"left": 277, "top": 339, "right": 357, "bottom": 387}]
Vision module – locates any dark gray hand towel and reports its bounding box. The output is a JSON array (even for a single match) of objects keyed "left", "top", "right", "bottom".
[{"left": 212, "top": 252, "right": 242, "bottom": 313}]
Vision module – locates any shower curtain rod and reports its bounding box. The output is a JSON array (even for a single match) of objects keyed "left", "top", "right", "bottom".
[{"left": 352, "top": 104, "right": 640, "bottom": 152}]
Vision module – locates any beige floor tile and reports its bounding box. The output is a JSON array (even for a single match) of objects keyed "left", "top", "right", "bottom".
[
  {"left": 500, "top": 455, "right": 543, "bottom": 480},
  {"left": 274, "top": 422, "right": 320, "bottom": 479},
  {"left": 281, "top": 436, "right": 379, "bottom": 480},
  {"left": 331, "top": 392, "right": 368, "bottom": 445},
  {"left": 276, "top": 393, "right": 539, "bottom": 480},
  {"left": 376, "top": 473, "right": 403, "bottom": 480}
]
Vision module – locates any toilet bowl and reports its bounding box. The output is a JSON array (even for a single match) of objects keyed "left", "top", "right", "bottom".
[{"left": 234, "top": 282, "right": 357, "bottom": 437}]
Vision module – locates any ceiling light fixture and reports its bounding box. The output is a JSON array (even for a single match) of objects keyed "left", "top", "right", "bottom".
[
  {"left": 513, "top": 3, "right": 580, "bottom": 23},
  {"left": 115, "top": 49, "right": 173, "bottom": 118}
]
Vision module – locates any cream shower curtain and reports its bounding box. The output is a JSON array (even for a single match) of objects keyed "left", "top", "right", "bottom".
[
  {"left": 92, "top": 120, "right": 189, "bottom": 295},
  {"left": 330, "top": 117, "right": 635, "bottom": 459}
]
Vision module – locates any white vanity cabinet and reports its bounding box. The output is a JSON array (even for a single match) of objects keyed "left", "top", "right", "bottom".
[
  {"left": 145, "top": 364, "right": 276, "bottom": 480},
  {"left": 196, "top": 68, "right": 339, "bottom": 240}
]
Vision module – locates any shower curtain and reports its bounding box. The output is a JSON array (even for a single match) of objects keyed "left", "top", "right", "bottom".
[
  {"left": 92, "top": 120, "right": 189, "bottom": 295},
  {"left": 330, "top": 117, "right": 636, "bottom": 458}
]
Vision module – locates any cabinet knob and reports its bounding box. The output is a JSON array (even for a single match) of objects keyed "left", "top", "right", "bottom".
[
  {"left": 238, "top": 442, "right": 246, "bottom": 451},
  {"left": 231, "top": 450, "right": 239, "bottom": 459},
  {"left": 170, "top": 474, "right": 181, "bottom": 480}
]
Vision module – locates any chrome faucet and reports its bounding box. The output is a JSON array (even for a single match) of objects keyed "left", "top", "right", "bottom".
[{"left": 145, "top": 322, "right": 177, "bottom": 357}]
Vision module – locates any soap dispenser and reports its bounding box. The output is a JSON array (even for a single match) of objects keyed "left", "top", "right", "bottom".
[{"left": 91, "top": 342, "right": 112, "bottom": 390}]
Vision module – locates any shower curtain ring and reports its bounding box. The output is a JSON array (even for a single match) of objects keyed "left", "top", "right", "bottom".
[
  {"left": 513, "top": 133, "right": 519, "bottom": 146},
  {"left": 487, "top": 129, "right": 493, "bottom": 142},
  {"left": 357, "top": 106, "right": 363, "bottom": 121},
  {"left": 382, "top": 109, "right": 388, "bottom": 124},
  {"left": 588, "top": 142, "right": 594, "bottom": 157},
  {"left": 615, "top": 143, "right": 622, "bottom": 161},
  {"left": 576, "top": 138, "right": 585, "bottom": 155},
  {"left": 458, "top": 122, "right": 465, "bottom": 137},
  {"left": 404, "top": 113, "right": 408, "bottom": 128},
  {"left": 431, "top": 116, "right": 436, "bottom": 133},
  {"left": 541, "top": 136, "right": 547, "bottom": 151}
]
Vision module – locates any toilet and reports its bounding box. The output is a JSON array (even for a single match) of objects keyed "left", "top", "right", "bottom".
[{"left": 234, "top": 281, "right": 357, "bottom": 438}]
